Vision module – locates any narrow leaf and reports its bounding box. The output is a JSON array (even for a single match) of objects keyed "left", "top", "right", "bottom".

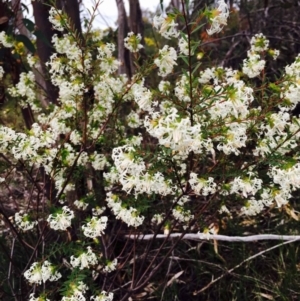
[{"left": 22, "top": 18, "right": 35, "bottom": 32}]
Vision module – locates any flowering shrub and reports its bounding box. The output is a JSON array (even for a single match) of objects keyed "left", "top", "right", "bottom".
[{"left": 0, "top": 0, "right": 300, "bottom": 299}]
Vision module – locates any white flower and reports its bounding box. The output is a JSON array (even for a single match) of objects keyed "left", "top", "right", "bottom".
[
  {"left": 153, "top": 15, "right": 179, "bottom": 39},
  {"left": 154, "top": 45, "right": 177, "bottom": 77},
  {"left": 250, "top": 33, "right": 269, "bottom": 52},
  {"left": 74, "top": 199, "right": 88, "bottom": 210},
  {"left": 0, "top": 31, "right": 13, "bottom": 47},
  {"left": 90, "top": 152, "right": 108, "bottom": 171},
  {"left": 92, "top": 206, "right": 106, "bottom": 216},
  {"left": 219, "top": 205, "right": 231, "bottom": 215},
  {"left": 106, "top": 192, "right": 145, "bottom": 227},
  {"left": 82, "top": 216, "right": 108, "bottom": 238},
  {"left": 207, "top": 0, "right": 229, "bottom": 35},
  {"left": 70, "top": 130, "right": 82, "bottom": 145},
  {"left": 124, "top": 32, "right": 143, "bottom": 53},
  {"left": 241, "top": 198, "right": 265, "bottom": 216},
  {"left": 178, "top": 35, "right": 190, "bottom": 56},
  {"left": 91, "top": 291, "right": 114, "bottom": 301},
  {"left": 47, "top": 206, "right": 74, "bottom": 231},
  {"left": 61, "top": 281, "right": 88, "bottom": 301},
  {"left": 158, "top": 80, "right": 171, "bottom": 95},
  {"left": 172, "top": 206, "right": 194, "bottom": 224},
  {"left": 97, "top": 43, "right": 120, "bottom": 74},
  {"left": 242, "top": 53, "right": 265, "bottom": 78},
  {"left": 27, "top": 54, "right": 39, "bottom": 68},
  {"left": 48, "top": 7, "right": 65, "bottom": 31},
  {"left": 230, "top": 176, "right": 262, "bottom": 198},
  {"left": 14, "top": 211, "right": 37, "bottom": 231},
  {"left": 70, "top": 246, "right": 98, "bottom": 270},
  {"left": 175, "top": 74, "right": 191, "bottom": 102},
  {"left": 24, "top": 262, "right": 43, "bottom": 284},
  {"left": 151, "top": 213, "right": 165, "bottom": 224},
  {"left": 28, "top": 293, "right": 50, "bottom": 301},
  {"left": 41, "top": 261, "right": 62, "bottom": 282},
  {"left": 131, "top": 79, "right": 153, "bottom": 111},
  {"left": 103, "top": 258, "right": 117, "bottom": 273},
  {"left": 126, "top": 111, "right": 141, "bottom": 128},
  {"left": 189, "top": 173, "right": 217, "bottom": 196},
  {"left": 24, "top": 261, "right": 61, "bottom": 285},
  {"left": 0, "top": 66, "right": 4, "bottom": 80},
  {"left": 272, "top": 49, "right": 280, "bottom": 60},
  {"left": 112, "top": 145, "right": 145, "bottom": 174},
  {"left": 198, "top": 224, "right": 218, "bottom": 240},
  {"left": 61, "top": 291, "right": 86, "bottom": 301}
]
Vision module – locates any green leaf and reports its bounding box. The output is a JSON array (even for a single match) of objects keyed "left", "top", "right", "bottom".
[
  {"left": 192, "top": 61, "right": 202, "bottom": 76},
  {"left": 191, "top": 41, "right": 201, "bottom": 54},
  {"left": 15, "top": 34, "right": 36, "bottom": 53},
  {"left": 22, "top": 18, "right": 35, "bottom": 32},
  {"left": 21, "top": 3, "right": 29, "bottom": 14},
  {"left": 180, "top": 55, "right": 189, "bottom": 66},
  {"left": 191, "top": 23, "right": 205, "bottom": 34}
]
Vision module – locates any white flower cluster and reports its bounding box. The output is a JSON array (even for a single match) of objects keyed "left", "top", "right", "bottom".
[
  {"left": 144, "top": 108, "right": 205, "bottom": 156},
  {"left": 70, "top": 246, "right": 98, "bottom": 270},
  {"left": 14, "top": 211, "right": 37, "bottom": 231},
  {"left": 189, "top": 173, "right": 217, "bottom": 196},
  {"left": 92, "top": 206, "right": 106, "bottom": 216},
  {"left": 47, "top": 206, "right": 74, "bottom": 231},
  {"left": 198, "top": 224, "right": 219, "bottom": 240},
  {"left": 151, "top": 213, "right": 165, "bottom": 225},
  {"left": 29, "top": 294, "right": 50, "bottom": 301},
  {"left": 124, "top": 32, "right": 143, "bottom": 53},
  {"left": 126, "top": 110, "right": 142, "bottom": 128},
  {"left": 242, "top": 53, "right": 265, "bottom": 78},
  {"left": 269, "top": 163, "right": 300, "bottom": 207},
  {"left": 217, "top": 122, "right": 248, "bottom": 155},
  {"left": 207, "top": 0, "right": 229, "bottom": 35},
  {"left": 175, "top": 74, "right": 191, "bottom": 102},
  {"left": 97, "top": 43, "right": 120, "bottom": 74},
  {"left": 153, "top": 15, "right": 179, "bottom": 39},
  {"left": 239, "top": 187, "right": 274, "bottom": 216},
  {"left": 24, "top": 261, "right": 61, "bottom": 285},
  {"left": 172, "top": 196, "right": 194, "bottom": 227},
  {"left": 82, "top": 216, "right": 108, "bottom": 238},
  {"left": 254, "top": 111, "right": 299, "bottom": 157},
  {"left": 111, "top": 146, "right": 175, "bottom": 196},
  {"left": 178, "top": 35, "right": 190, "bottom": 56},
  {"left": 242, "top": 34, "right": 272, "bottom": 78},
  {"left": 201, "top": 77, "right": 254, "bottom": 120},
  {"left": 106, "top": 192, "right": 144, "bottom": 227},
  {"left": 154, "top": 45, "right": 177, "bottom": 77},
  {"left": 61, "top": 281, "right": 88, "bottom": 301},
  {"left": 0, "top": 66, "right": 4, "bottom": 80},
  {"left": 74, "top": 199, "right": 89, "bottom": 210},
  {"left": 250, "top": 33, "right": 269, "bottom": 52},
  {"left": 8, "top": 71, "right": 41, "bottom": 112},
  {"left": 280, "top": 54, "right": 300, "bottom": 111},
  {"left": 240, "top": 195, "right": 273, "bottom": 216},
  {"left": 130, "top": 79, "right": 153, "bottom": 112},
  {"left": 158, "top": 80, "right": 171, "bottom": 95},
  {"left": 230, "top": 175, "right": 262, "bottom": 198},
  {"left": 0, "top": 31, "right": 13, "bottom": 47},
  {"left": 49, "top": 7, "right": 65, "bottom": 31},
  {"left": 91, "top": 291, "right": 114, "bottom": 301},
  {"left": 102, "top": 258, "right": 118, "bottom": 273}
]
